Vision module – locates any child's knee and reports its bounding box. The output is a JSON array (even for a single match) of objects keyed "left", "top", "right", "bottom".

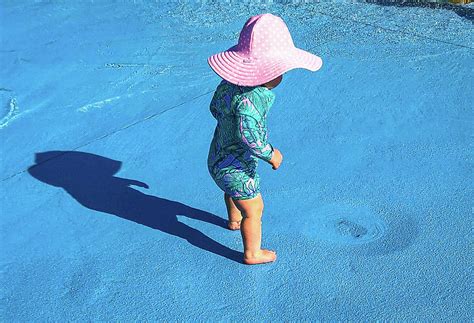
[
  {"left": 242, "top": 202, "right": 264, "bottom": 219},
  {"left": 243, "top": 210, "right": 262, "bottom": 220}
]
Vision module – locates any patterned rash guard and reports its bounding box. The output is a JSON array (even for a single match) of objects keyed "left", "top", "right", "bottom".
[{"left": 207, "top": 79, "right": 275, "bottom": 200}]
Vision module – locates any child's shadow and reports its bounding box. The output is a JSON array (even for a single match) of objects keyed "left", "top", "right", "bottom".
[{"left": 27, "top": 151, "right": 242, "bottom": 263}]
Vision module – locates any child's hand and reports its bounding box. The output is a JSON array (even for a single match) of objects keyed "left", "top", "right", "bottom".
[{"left": 269, "top": 148, "right": 283, "bottom": 170}]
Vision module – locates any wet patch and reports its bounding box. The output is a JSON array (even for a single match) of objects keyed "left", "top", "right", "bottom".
[
  {"left": 305, "top": 203, "right": 388, "bottom": 245},
  {"left": 336, "top": 219, "right": 368, "bottom": 239}
]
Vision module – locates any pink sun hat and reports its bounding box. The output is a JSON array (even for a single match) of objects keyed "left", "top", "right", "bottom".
[{"left": 207, "top": 13, "right": 323, "bottom": 87}]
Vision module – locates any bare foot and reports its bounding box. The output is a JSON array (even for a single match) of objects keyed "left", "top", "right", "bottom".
[
  {"left": 227, "top": 220, "right": 241, "bottom": 230},
  {"left": 243, "top": 249, "right": 277, "bottom": 265}
]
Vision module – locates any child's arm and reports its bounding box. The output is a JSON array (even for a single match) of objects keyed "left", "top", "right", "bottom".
[{"left": 235, "top": 98, "right": 274, "bottom": 163}]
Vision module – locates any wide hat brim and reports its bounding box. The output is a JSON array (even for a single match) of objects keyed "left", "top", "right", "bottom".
[{"left": 208, "top": 45, "right": 323, "bottom": 87}]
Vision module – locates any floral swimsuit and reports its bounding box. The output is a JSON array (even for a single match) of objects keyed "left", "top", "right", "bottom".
[{"left": 207, "top": 79, "right": 275, "bottom": 200}]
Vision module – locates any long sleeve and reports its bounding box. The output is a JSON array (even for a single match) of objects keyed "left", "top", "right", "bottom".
[
  {"left": 209, "top": 92, "right": 219, "bottom": 119},
  {"left": 235, "top": 96, "right": 274, "bottom": 162}
]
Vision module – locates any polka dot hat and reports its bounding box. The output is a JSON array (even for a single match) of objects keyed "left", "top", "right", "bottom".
[{"left": 208, "top": 13, "right": 323, "bottom": 87}]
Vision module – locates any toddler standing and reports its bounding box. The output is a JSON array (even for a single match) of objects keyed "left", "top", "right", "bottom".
[{"left": 207, "top": 13, "right": 322, "bottom": 265}]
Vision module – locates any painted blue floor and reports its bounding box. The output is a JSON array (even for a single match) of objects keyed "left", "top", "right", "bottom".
[{"left": 1, "top": 1, "right": 473, "bottom": 320}]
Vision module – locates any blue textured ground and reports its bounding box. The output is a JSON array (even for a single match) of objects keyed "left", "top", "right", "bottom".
[{"left": 1, "top": 1, "right": 473, "bottom": 320}]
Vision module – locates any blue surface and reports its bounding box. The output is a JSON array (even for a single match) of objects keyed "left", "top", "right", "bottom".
[{"left": 1, "top": 1, "right": 473, "bottom": 320}]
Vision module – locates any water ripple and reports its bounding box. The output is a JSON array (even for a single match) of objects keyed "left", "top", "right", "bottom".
[
  {"left": 304, "top": 203, "right": 388, "bottom": 245},
  {"left": 0, "top": 98, "right": 20, "bottom": 129}
]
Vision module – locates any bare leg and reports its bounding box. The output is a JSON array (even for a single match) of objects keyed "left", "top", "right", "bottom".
[
  {"left": 232, "top": 193, "right": 276, "bottom": 265},
  {"left": 224, "top": 193, "right": 243, "bottom": 230}
]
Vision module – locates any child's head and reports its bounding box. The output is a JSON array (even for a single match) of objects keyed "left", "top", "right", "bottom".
[{"left": 208, "top": 13, "right": 322, "bottom": 87}]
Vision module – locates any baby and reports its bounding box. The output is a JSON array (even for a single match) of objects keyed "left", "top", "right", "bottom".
[{"left": 207, "top": 13, "right": 322, "bottom": 265}]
